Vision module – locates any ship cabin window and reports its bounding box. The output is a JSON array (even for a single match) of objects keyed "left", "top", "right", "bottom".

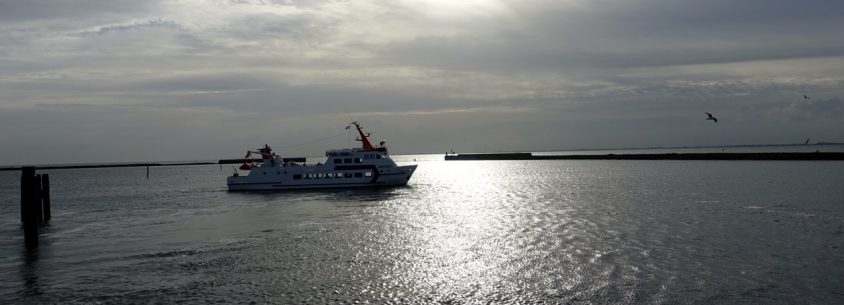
[
  {"left": 293, "top": 174, "right": 302, "bottom": 180},
  {"left": 344, "top": 173, "right": 353, "bottom": 178},
  {"left": 344, "top": 158, "right": 352, "bottom": 163},
  {"left": 354, "top": 158, "right": 362, "bottom": 164},
  {"left": 336, "top": 172, "right": 343, "bottom": 178},
  {"left": 354, "top": 172, "right": 363, "bottom": 178},
  {"left": 364, "top": 171, "right": 372, "bottom": 177},
  {"left": 326, "top": 173, "right": 334, "bottom": 178},
  {"left": 317, "top": 173, "right": 324, "bottom": 178},
  {"left": 334, "top": 158, "right": 343, "bottom": 164},
  {"left": 340, "top": 152, "right": 350, "bottom": 156}
]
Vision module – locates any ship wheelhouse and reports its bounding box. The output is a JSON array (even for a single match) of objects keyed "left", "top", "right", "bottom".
[{"left": 324, "top": 149, "right": 393, "bottom": 165}]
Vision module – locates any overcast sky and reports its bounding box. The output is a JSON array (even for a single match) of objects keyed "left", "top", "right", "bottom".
[{"left": 1, "top": 0, "right": 843, "bottom": 164}]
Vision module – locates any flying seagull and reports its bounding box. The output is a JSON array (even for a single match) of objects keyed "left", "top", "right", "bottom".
[
  {"left": 705, "top": 112, "right": 718, "bottom": 123},
  {"left": 803, "top": 95, "right": 811, "bottom": 100}
]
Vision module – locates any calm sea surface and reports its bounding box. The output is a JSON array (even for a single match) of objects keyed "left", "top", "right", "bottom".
[{"left": 1, "top": 156, "right": 843, "bottom": 304}]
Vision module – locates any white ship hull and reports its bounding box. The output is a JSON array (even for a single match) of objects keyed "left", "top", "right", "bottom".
[{"left": 227, "top": 164, "right": 417, "bottom": 191}]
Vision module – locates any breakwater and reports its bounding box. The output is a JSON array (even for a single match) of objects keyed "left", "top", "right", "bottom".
[{"left": 445, "top": 152, "right": 844, "bottom": 161}]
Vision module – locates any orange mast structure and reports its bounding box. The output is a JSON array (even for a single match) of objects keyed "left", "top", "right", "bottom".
[{"left": 350, "top": 121, "right": 386, "bottom": 151}]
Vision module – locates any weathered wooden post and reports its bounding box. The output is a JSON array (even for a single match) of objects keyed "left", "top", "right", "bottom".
[
  {"left": 146, "top": 165, "right": 150, "bottom": 179},
  {"left": 21, "top": 167, "right": 38, "bottom": 247},
  {"left": 20, "top": 169, "right": 26, "bottom": 223},
  {"left": 41, "top": 173, "right": 51, "bottom": 222},
  {"left": 33, "top": 174, "right": 43, "bottom": 227}
]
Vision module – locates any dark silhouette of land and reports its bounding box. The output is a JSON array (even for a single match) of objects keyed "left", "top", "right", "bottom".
[
  {"left": 0, "top": 161, "right": 215, "bottom": 171},
  {"left": 445, "top": 152, "right": 844, "bottom": 161},
  {"left": 0, "top": 158, "right": 309, "bottom": 171},
  {"left": 445, "top": 142, "right": 844, "bottom": 161},
  {"left": 3, "top": 143, "right": 843, "bottom": 171}
]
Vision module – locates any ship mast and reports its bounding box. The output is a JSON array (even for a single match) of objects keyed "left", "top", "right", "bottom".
[{"left": 350, "top": 121, "right": 375, "bottom": 151}]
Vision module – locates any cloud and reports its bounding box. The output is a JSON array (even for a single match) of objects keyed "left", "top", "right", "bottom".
[
  {"left": 776, "top": 97, "right": 844, "bottom": 122},
  {"left": 1, "top": 0, "right": 844, "bottom": 163},
  {"left": 0, "top": 0, "right": 155, "bottom": 22},
  {"left": 78, "top": 19, "right": 184, "bottom": 36},
  {"left": 381, "top": 0, "right": 844, "bottom": 72},
  {"left": 349, "top": 105, "right": 536, "bottom": 117}
]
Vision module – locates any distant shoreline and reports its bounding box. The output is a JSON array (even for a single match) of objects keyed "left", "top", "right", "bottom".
[
  {"left": 3, "top": 143, "right": 843, "bottom": 170},
  {"left": 0, "top": 161, "right": 216, "bottom": 171}
]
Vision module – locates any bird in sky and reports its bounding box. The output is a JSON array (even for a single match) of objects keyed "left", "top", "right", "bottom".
[
  {"left": 804, "top": 138, "right": 811, "bottom": 145},
  {"left": 803, "top": 95, "right": 811, "bottom": 100},
  {"left": 705, "top": 112, "right": 718, "bottom": 123}
]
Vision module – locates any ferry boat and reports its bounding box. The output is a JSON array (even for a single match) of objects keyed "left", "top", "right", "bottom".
[{"left": 227, "top": 122, "right": 417, "bottom": 191}]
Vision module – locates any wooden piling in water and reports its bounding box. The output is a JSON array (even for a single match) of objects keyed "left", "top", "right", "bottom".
[
  {"left": 20, "top": 170, "right": 26, "bottom": 223},
  {"left": 42, "top": 174, "right": 51, "bottom": 222},
  {"left": 20, "top": 167, "right": 52, "bottom": 247},
  {"left": 21, "top": 167, "right": 38, "bottom": 247},
  {"left": 33, "top": 174, "right": 43, "bottom": 227}
]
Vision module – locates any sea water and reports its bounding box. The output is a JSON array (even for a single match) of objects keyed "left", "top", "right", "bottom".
[{"left": 1, "top": 157, "right": 843, "bottom": 304}]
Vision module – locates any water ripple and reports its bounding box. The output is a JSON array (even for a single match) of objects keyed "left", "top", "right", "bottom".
[{"left": 1, "top": 161, "right": 843, "bottom": 303}]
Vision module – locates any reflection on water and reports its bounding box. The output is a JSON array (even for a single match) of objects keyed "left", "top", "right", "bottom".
[
  {"left": 19, "top": 247, "right": 41, "bottom": 298},
  {"left": 233, "top": 187, "right": 404, "bottom": 203},
  {"left": 1, "top": 160, "right": 843, "bottom": 303}
]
